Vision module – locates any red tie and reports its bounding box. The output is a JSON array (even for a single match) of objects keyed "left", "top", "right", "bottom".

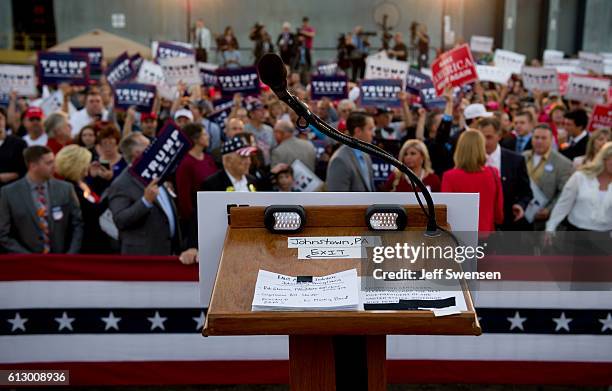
[{"left": 35, "top": 185, "right": 50, "bottom": 254}]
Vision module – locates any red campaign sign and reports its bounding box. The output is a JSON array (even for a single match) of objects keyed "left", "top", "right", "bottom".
[
  {"left": 558, "top": 73, "right": 569, "bottom": 95},
  {"left": 587, "top": 104, "right": 612, "bottom": 131},
  {"left": 431, "top": 44, "right": 478, "bottom": 96}
]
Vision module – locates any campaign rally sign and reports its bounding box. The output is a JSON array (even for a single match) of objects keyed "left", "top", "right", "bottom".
[
  {"left": 198, "top": 62, "right": 218, "bottom": 87},
  {"left": 564, "top": 75, "right": 610, "bottom": 105},
  {"left": 587, "top": 104, "right": 612, "bottom": 131},
  {"left": 105, "top": 52, "right": 134, "bottom": 86},
  {"left": 579, "top": 52, "right": 604, "bottom": 75},
  {"left": 207, "top": 98, "right": 234, "bottom": 132},
  {"left": 129, "top": 121, "right": 192, "bottom": 185},
  {"left": 310, "top": 75, "right": 348, "bottom": 100},
  {"left": 364, "top": 56, "right": 409, "bottom": 88},
  {"left": 216, "top": 66, "right": 260, "bottom": 98},
  {"left": 316, "top": 62, "right": 338, "bottom": 76},
  {"left": 359, "top": 79, "right": 402, "bottom": 108},
  {"left": 494, "top": 49, "right": 525, "bottom": 74},
  {"left": 405, "top": 68, "right": 431, "bottom": 94},
  {"left": 155, "top": 41, "right": 196, "bottom": 62},
  {"left": 371, "top": 155, "right": 393, "bottom": 189},
  {"left": 431, "top": 44, "right": 478, "bottom": 95},
  {"left": 159, "top": 56, "right": 201, "bottom": 86},
  {"left": 419, "top": 84, "right": 447, "bottom": 110},
  {"left": 521, "top": 67, "right": 559, "bottom": 92},
  {"left": 113, "top": 83, "right": 156, "bottom": 113},
  {"left": 38, "top": 52, "right": 90, "bottom": 85},
  {"left": 476, "top": 65, "right": 512, "bottom": 84},
  {"left": 0, "top": 65, "right": 37, "bottom": 96},
  {"left": 0, "top": 93, "right": 9, "bottom": 107},
  {"left": 130, "top": 53, "right": 144, "bottom": 73},
  {"left": 558, "top": 73, "right": 569, "bottom": 95},
  {"left": 70, "top": 47, "right": 103, "bottom": 74},
  {"left": 470, "top": 36, "right": 494, "bottom": 53},
  {"left": 291, "top": 159, "right": 323, "bottom": 192},
  {"left": 543, "top": 49, "right": 564, "bottom": 64}
]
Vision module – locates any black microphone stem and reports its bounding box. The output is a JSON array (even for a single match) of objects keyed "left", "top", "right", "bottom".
[{"left": 275, "top": 90, "right": 440, "bottom": 235}]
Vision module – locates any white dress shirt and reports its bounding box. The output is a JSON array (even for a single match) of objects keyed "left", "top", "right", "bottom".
[
  {"left": 226, "top": 170, "right": 249, "bottom": 192},
  {"left": 194, "top": 27, "right": 211, "bottom": 52},
  {"left": 486, "top": 144, "right": 501, "bottom": 174},
  {"left": 23, "top": 133, "right": 48, "bottom": 147},
  {"left": 546, "top": 171, "right": 612, "bottom": 232},
  {"left": 69, "top": 108, "right": 109, "bottom": 137},
  {"left": 569, "top": 130, "right": 588, "bottom": 146}
]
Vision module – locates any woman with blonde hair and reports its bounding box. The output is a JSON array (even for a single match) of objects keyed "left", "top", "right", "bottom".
[
  {"left": 547, "top": 141, "right": 612, "bottom": 232},
  {"left": 382, "top": 139, "right": 440, "bottom": 192},
  {"left": 55, "top": 145, "right": 109, "bottom": 253},
  {"left": 572, "top": 128, "right": 612, "bottom": 168},
  {"left": 441, "top": 129, "right": 504, "bottom": 232}
]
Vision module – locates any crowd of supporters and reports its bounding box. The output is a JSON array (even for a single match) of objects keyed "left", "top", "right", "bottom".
[{"left": 0, "top": 18, "right": 611, "bottom": 262}]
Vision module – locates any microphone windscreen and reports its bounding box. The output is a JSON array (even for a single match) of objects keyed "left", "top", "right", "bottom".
[{"left": 257, "top": 53, "right": 287, "bottom": 90}]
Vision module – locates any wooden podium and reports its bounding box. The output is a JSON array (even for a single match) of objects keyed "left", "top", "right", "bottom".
[{"left": 204, "top": 205, "right": 481, "bottom": 390}]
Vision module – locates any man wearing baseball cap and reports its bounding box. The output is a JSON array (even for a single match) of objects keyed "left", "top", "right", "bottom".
[
  {"left": 140, "top": 112, "right": 159, "bottom": 139},
  {"left": 22, "top": 107, "right": 48, "bottom": 147},
  {"left": 174, "top": 108, "right": 194, "bottom": 128},
  {"left": 463, "top": 103, "right": 494, "bottom": 126},
  {"left": 199, "top": 136, "right": 257, "bottom": 192},
  {"left": 244, "top": 101, "right": 275, "bottom": 164}
]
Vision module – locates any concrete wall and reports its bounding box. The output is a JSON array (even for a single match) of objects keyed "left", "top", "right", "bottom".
[
  {"left": 51, "top": 0, "right": 445, "bottom": 63},
  {"left": 0, "top": 1, "right": 13, "bottom": 48},
  {"left": 582, "top": 0, "right": 612, "bottom": 53}
]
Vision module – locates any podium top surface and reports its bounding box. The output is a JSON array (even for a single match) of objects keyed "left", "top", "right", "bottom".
[{"left": 204, "top": 205, "right": 481, "bottom": 337}]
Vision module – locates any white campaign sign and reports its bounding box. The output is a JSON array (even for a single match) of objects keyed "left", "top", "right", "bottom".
[
  {"left": 543, "top": 49, "right": 564, "bottom": 64},
  {"left": 136, "top": 60, "right": 177, "bottom": 100},
  {"left": 159, "top": 56, "right": 201, "bottom": 86},
  {"left": 476, "top": 65, "right": 511, "bottom": 84},
  {"left": 579, "top": 52, "right": 604, "bottom": 74},
  {"left": 470, "top": 36, "right": 494, "bottom": 53},
  {"left": 494, "top": 49, "right": 525, "bottom": 74},
  {"left": 0, "top": 65, "right": 37, "bottom": 96},
  {"left": 365, "top": 56, "right": 409, "bottom": 88},
  {"left": 521, "top": 67, "right": 559, "bottom": 92},
  {"left": 291, "top": 159, "right": 323, "bottom": 192},
  {"left": 564, "top": 75, "right": 610, "bottom": 105}
]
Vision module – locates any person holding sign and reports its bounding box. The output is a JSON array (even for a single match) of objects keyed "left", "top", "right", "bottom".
[
  {"left": 108, "top": 133, "right": 180, "bottom": 255},
  {"left": 382, "top": 139, "right": 440, "bottom": 193}
]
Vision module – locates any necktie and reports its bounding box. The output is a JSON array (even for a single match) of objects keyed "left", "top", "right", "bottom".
[
  {"left": 356, "top": 153, "right": 372, "bottom": 191},
  {"left": 35, "top": 185, "right": 50, "bottom": 254},
  {"left": 516, "top": 136, "right": 525, "bottom": 152}
]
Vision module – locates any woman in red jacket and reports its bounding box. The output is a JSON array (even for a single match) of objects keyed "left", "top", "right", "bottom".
[
  {"left": 382, "top": 139, "right": 441, "bottom": 192},
  {"left": 441, "top": 129, "right": 504, "bottom": 232}
]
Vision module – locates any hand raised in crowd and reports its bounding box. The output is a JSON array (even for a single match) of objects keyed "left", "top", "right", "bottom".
[
  {"left": 59, "top": 82, "right": 73, "bottom": 97},
  {"left": 232, "top": 93, "right": 243, "bottom": 107},
  {"left": 442, "top": 86, "right": 453, "bottom": 102},
  {"left": 144, "top": 177, "right": 160, "bottom": 204},
  {"left": 126, "top": 106, "right": 137, "bottom": 123},
  {"left": 89, "top": 161, "right": 113, "bottom": 181},
  {"left": 512, "top": 204, "right": 525, "bottom": 221},
  {"left": 179, "top": 248, "right": 199, "bottom": 265},
  {"left": 534, "top": 208, "right": 550, "bottom": 221}
]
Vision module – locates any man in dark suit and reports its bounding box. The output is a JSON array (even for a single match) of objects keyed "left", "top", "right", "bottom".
[
  {"left": 108, "top": 133, "right": 181, "bottom": 255},
  {"left": 0, "top": 146, "right": 83, "bottom": 253},
  {"left": 199, "top": 136, "right": 258, "bottom": 192},
  {"left": 326, "top": 112, "right": 375, "bottom": 192},
  {"left": 0, "top": 107, "right": 27, "bottom": 190},
  {"left": 477, "top": 117, "right": 533, "bottom": 229},
  {"left": 561, "top": 109, "right": 589, "bottom": 162},
  {"left": 500, "top": 111, "right": 533, "bottom": 153}
]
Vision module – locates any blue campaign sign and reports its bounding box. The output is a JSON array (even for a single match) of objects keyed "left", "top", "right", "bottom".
[
  {"left": 105, "top": 52, "right": 134, "bottom": 86},
  {"left": 359, "top": 79, "right": 402, "bottom": 108},
  {"left": 38, "top": 52, "right": 90, "bottom": 85},
  {"left": 419, "top": 82, "right": 447, "bottom": 111},
  {"left": 310, "top": 75, "right": 348, "bottom": 100},
  {"left": 113, "top": 83, "right": 157, "bottom": 113},
  {"left": 70, "top": 47, "right": 103, "bottom": 74},
  {"left": 129, "top": 121, "right": 192, "bottom": 186},
  {"left": 405, "top": 68, "right": 431, "bottom": 94},
  {"left": 216, "top": 67, "right": 260, "bottom": 98},
  {"left": 155, "top": 41, "right": 196, "bottom": 62},
  {"left": 316, "top": 62, "right": 338, "bottom": 76},
  {"left": 371, "top": 155, "right": 393, "bottom": 188}
]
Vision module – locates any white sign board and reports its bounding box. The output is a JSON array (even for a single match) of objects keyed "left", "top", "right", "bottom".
[
  {"left": 137, "top": 60, "right": 177, "bottom": 100},
  {"left": 579, "top": 52, "right": 604, "bottom": 74},
  {"left": 470, "top": 36, "right": 494, "bottom": 53},
  {"left": 290, "top": 160, "right": 323, "bottom": 192},
  {"left": 365, "top": 56, "right": 409, "bottom": 89},
  {"left": 159, "top": 56, "right": 201, "bottom": 86},
  {"left": 476, "top": 65, "right": 512, "bottom": 84},
  {"left": 0, "top": 65, "right": 37, "bottom": 96},
  {"left": 494, "top": 49, "right": 525, "bottom": 74},
  {"left": 521, "top": 67, "right": 559, "bottom": 92},
  {"left": 564, "top": 75, "right": 610, "bottom": 105}
]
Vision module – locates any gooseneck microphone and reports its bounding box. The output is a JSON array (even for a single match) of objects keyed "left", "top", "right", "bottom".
[{"left": 257, "top": 53, "right": 440, "bottom": 235}]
